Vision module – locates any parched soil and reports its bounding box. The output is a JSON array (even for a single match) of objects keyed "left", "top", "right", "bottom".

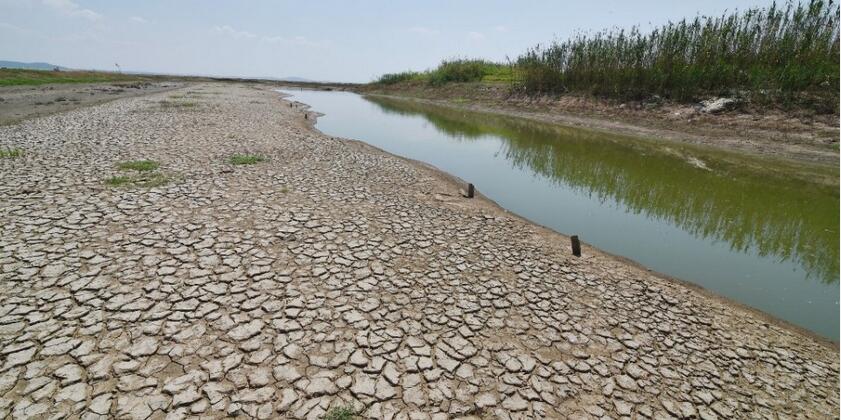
[
  {"left": 0, "top": 83, "right": 837, "bottom": 419},
  {"left": 0, "top": 81, "right": 183, "bottom": 126},
  {"left": 358, "top": 83, "right": 840, "bottom": 165}
]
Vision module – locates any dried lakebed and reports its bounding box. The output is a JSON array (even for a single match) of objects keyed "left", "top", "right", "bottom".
[{"left": 0, "top": 83, "right": 838, "bottom": 419}]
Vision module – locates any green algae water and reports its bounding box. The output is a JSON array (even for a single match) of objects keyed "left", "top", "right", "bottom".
[{"left": 279, "top": 89, "right": 840, "bottom": 340}]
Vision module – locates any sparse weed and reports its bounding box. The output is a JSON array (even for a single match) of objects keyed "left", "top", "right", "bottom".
[
  {"left": 105, "top": 176, "right": 133, "bottom": 186},
  {"left": 136, "top": 173, "right": 171, "bottom": 188},
  {"left": 160, "top": 100, "right": 197, "bottom": 109},
  {"left": 107, "top": 159, "right": 171, "bottom": 188},
  {"left": 323, "top": 405, "right": 358, "bottom": 420},
  {"left": 117, "top": 160, "right": 159, "bottom": 172},
  {"left": 105, "top": 173, "right": 171, "bottom": 188},
  {"left": 229, "top": 154, "right": 266, "bottom": 165},
  {"left": 0, "top": 147, "right": 23, "bottom": 159}
]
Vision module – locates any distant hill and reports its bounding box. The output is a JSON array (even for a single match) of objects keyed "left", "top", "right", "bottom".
[{"left": 0, "top": 60, "right": 67, "bottom": 71}]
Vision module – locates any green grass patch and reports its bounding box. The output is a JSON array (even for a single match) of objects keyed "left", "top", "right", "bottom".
[
  {"left": 0, "top": 68, "right": 142, "bottom": 87},
  {"left": 107, "top": 159, "right": 171, "bottom": 188},
  {"left": 105, "top": 173, "right": 171, "bottom": 188},
  {"left": 159, "top": 100, "right": 197, "bottom": 109},
  {"left": 0, "top": 147, "right": 23, "bottom": 159},
  {"left": 105, "top": 176, "right": 133, "bottom": 186},
  {"left": 117, "top": 160, "right": 159, "bottom": 172},
  {"left": 137, "top": 173, "right": 171, "bottom": 188},
  {"left": 323, "top": 405, "right": 358, "bottom": 420},
  {"left": 229, "top": 154, "right": 266, "bottom": 165}
]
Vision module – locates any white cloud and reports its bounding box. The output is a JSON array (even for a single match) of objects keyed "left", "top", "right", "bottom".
[
  {"left": 467, "top": 31, "right": 485, "bottom": 41},
  {"left": 42, "top": 0, "right": 103, "bottom": 21},
  {"left": 130, "top": 16, "right": 148, "bottom": 24},
  {"left": 494, "top": 25, "right": 509, "bottom": 33},
  {"left": 408, "top": 26, "right": 439, "bottom": 35},
  {"left": 214, "top": 25, "right": 257, "bottom": 39}
]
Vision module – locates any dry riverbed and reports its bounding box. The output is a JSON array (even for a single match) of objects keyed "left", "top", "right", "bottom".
[{"left": 0, "top": 83, "right": 837, "bottom": 419}]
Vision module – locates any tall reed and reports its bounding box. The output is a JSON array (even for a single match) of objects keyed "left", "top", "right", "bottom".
[{"left": 514, "top": 0, "right": 839, "bottom": 107}]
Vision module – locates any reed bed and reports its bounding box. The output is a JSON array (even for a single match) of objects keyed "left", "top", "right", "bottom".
[{"left": 376, "top": 1, "right": 839, "bottom": 110}]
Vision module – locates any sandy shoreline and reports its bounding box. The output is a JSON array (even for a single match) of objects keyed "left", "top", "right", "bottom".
[{"left": 0, "top": 82, "right": 837, "bottom": 418}]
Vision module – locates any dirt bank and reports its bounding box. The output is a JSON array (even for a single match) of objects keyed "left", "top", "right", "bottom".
[{"left": 356, "top": 83, "right": 840, "bottom": 166}]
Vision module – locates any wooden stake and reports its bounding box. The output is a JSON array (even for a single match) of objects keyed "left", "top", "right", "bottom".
[
  {"left": 466, "top": 183, "right": 475, "bottom": 198},
  {"left": 571, "top": 235, "right": 581, "bottom": 257}
]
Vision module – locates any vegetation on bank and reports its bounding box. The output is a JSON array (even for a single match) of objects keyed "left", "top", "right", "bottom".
[
  {"left": 376, "top": 59, "right": 513, "bottom": 85},
  {"left": 0, "top": 68, "right": 144, "bottom": 87},
  {"left": 374, "top": 1, "right": 839, "bottom": 110}
]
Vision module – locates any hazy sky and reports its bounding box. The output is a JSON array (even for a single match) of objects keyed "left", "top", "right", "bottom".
[{"left": 1, "top": 0, "right": 778, "bottom": 82}]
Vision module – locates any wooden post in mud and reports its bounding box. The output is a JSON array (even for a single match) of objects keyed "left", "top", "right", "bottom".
[
  {"left": 571, "top": 235, "right": 581, "bottom": 257},
  {"left": 466, "top": 183, "right": 475, "bottom": 198}
]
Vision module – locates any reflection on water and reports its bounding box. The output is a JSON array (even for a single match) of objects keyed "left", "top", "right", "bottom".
[
  {"left": 370, "top": 97, "right": 839, "bottom": 285},
  {"left": 279, "top": 89, "right": 839, "bottom": 340}
]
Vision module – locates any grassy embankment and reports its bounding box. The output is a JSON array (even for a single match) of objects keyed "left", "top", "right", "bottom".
[
  {"left": 0, "top": 68, "right": 148, "bottom": 87},
  {"left": 374, "top": 0, "right": 839, "bottom": 113}
]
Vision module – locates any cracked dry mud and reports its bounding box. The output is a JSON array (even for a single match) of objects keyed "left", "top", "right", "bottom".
[{"left": 0, "top": 83, "right": 837, "bottom": 419}]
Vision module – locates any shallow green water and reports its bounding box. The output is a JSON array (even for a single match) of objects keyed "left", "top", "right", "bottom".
[{"left": 280, "top": 89, "right": 840, "bottom": 340}]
